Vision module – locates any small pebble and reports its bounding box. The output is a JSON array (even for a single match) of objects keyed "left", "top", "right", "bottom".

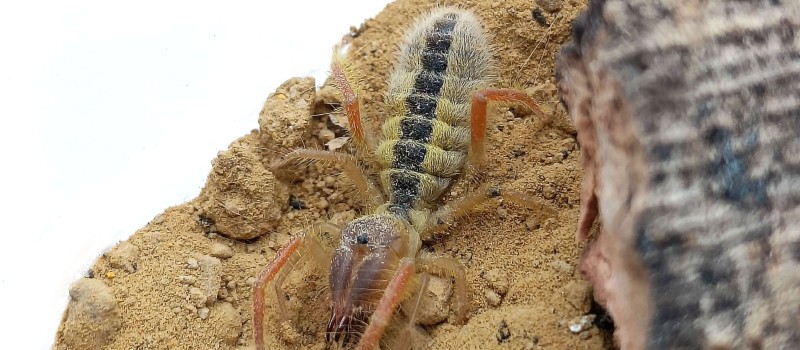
[
  {"left": 542, "top": 185, "right": 556, "bottom": 200},
  {"left": 178, "top": 275, "right": 197, "bottom": 285},
  {"left": 210, "top": 242, "right": 234, "bottom": 259},
  {"left": 316, "top": 198, "right": 330, "bottom": 210},
  {"left": 525, "top": 217, "right": 540, "bottom": 230},
  {"left": 483, "top": 268, "right": 510, "bottom": 295},
  {"left": 288, "top": 195, "right": 306, "bottom": 210},
  {"left": 527, "top": 336, "right": 540, "bottom": 349},
  {"left": 549, "top": 259, "right": 573, "bottom": 275},
  {"left": 324, "top": 175, "right": 336, "bottom": 187},
  {"left": 246, "top": 277, "right": 256, "bottom": 286},
  {"left": 325, "top": 136, "right": 349, "bottom": 151},
  {"left": 330, "top": 210, "right": 356, "bottom": 226},
  {"left": 197, "top": 215, "right": 214, "bottom": 228},
  {"left": 561, "top": 280, "right": 592, "bottom": 313},
  {"left": 189, "top": 287, "right": 206, "bottom": 307},
  {"left": 318, "top": 128, "right": 335, "bottom": 143},
  {"left": 227, "top": 280, "right": 237, "bottom": 289},
  {"left": 536, "top": 0, "right": 563, "bottom": 12},
  {"left": 543, "top": 218, "right": 558, "bottom": 231},
  {"left": 197, "top": 255, "right": 222, "bottom": 305},
  {"left": 151, "top": 213, "right": 166, "bottom": 224},
  {"left": 485, "top": 289, "right": 503, "bottom": 307},
  {"left": 497, "top": 320, "right": 511, "bottom": 343},
  {"left": 532, "top": 8, "right": 548, "bottom": 27},
  {"left": 279, "top": 321, "right": 301, "bottom": 344},
  {"left": 332, "top": 202, "right": 351, "bottom": 212},
  {"left": 186, "top": 257, "right": 199, "bottom": 269},
  {"left": 402, "top": 276, "right": 452, "bottom": 325},
  {"left": 568, "top": 314, "right": 596, "bottom": 334},
  {"left": 198, "top": 307, "right": 210, "bottom": 320},
  {"left": 329, "top": 192, "right": 343, "bottom": 203},
  {"left": 105, "top": 241, "right": 139, "bottom": 273},
  {"left": 496, "top": 207, "right": 508, "bottom": 218}
]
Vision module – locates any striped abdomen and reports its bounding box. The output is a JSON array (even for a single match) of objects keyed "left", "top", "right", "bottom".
[{"left": 377, "top": 8, "right": 492, "bottom": 215}]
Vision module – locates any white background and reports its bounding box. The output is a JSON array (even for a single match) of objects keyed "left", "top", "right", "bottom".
[{"left": 0, "top": 0, "right": 390, "bottom": 348}]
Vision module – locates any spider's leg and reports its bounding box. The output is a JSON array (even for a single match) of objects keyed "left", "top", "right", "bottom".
[
  {"left": 253, "top": 222, "right": 341, "bottom": 350},
  {"left": 332, "top": 46, "right": 377, "bottom": 154},
  {"left": 468, "top": 88, "right": 543, "bottom": 170},
  {"left": 356, "top": 258, "right": 416, "bottom": 350}
]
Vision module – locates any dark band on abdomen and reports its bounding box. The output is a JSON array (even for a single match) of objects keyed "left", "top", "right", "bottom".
[
  {"left": 388, "top": 170, "right": 422, "bottom": 213},
  {"left": 399, "top": 117, "right": 433, "bottom": 143},
  {"left": 390, "top": 12, "right": 460, "bottom": 214},
  {"left": 391, "top": 140, "right": 426, "bottom": 172},
  {"left": 403, "top": 13, "right": 457, "bottom": 119}
]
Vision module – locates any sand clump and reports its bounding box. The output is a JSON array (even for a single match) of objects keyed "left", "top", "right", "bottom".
[
  {"left": 197, "top": 132, "right": 288, "bottom": 240},
  {"left": 55, "top": 278, "right": 122, "bottom": 350},
  {"left": 402, "top": 276, "right": 453, "bottom": 326},
  {"left": 197, "top": 77, "right": 319, "bottom": 241},
  {"left": 258, "top": 77, "right": 316, "bottom": 152},
  {"left": 105, "top": 241, "right": 140, "bottom": 273},
  {"left": 53, "top": 0, "right": 608, "bottom": 349}
]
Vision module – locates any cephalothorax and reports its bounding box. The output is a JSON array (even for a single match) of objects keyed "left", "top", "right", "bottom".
[{"left": 253, "top": 7, "right": 547, "bottom": 350}]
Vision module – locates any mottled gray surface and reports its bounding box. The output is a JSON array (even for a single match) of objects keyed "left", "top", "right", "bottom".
[{"left": 557, "top": 0, "right": 800, "bottom": 349}]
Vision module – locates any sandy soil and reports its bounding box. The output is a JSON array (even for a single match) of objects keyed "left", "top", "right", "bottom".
[{"left": 53, "top": 0, "right": 611, "bottom": 349}]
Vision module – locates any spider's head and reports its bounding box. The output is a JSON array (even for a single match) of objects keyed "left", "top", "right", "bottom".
[{"left": 325, "top": 214, "right": 415, "bottom": 344}]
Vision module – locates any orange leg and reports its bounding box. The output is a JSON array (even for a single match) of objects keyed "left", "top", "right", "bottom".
[
  {"left": 390, "top": 273, "right": 430, "bottom": 350},
  {"left": 252, "top": 223, "right": 340, "bottom": 350},
  {"left": 356, "top": 258, "right": 416, "bottom": 350},
  {"left": 469, "top": 89, "right": 543, "bottom": 168},
  {"left": 331, "top": 47, "right": 376, "bottom": 153}
]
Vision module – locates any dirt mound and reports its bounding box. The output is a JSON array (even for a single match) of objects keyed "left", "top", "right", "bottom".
[{"left": 53, "top": 0, "right": 608, "bottom": 349}]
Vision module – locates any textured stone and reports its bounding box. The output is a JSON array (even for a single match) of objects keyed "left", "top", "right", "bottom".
[
  {"left": 557, "top": 1, "right": 800, "bottom": 348},
  {"left": 57, "top": 278, "right": 121, "bottom": 349}
]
